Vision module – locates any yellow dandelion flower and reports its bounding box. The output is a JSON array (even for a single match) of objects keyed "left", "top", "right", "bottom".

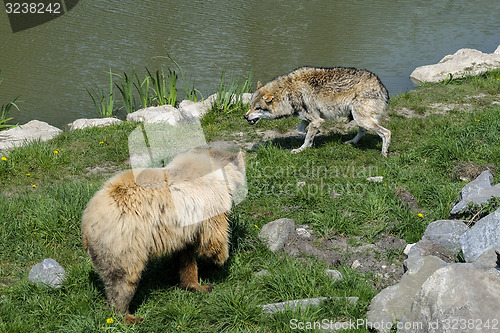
[
  {"left": 254, "top": 225, "right": 259, "bottom": 229},
  {"left": 99, "top": 141, "right": 104, "bottom": 144},
  {"left": 1, "top": 157, "right": 6, "bottom": 161},
  {"left": 106, "top": 318, "right": 114, "bottom": 324},
  {"left": 26, "top": 173, "right": 31, "bottom": 176},
  {"left": 32, "top": 184, "right": 37, "bottom": 189},
  {"left": 53, "top": 150, "right": 59, "bottom": 154},
  {"left": 417, "top": 213, "right": 424, "bottom": 218}
]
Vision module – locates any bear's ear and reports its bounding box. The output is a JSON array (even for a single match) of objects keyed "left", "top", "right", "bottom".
[
  {"left": 263, "top": 94, "right": 273, "bottom": 103},
  {"left": 257, "top": 81, "right": 263, "bottom": 89}
]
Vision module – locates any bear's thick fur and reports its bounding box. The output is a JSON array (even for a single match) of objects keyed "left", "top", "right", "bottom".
[{"left": 81, "top": 149, "right": 245, "bottom": 324}]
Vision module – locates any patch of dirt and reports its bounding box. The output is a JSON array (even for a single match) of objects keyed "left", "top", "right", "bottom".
[
  {"left": 394, "top": 186, "right": 419, "bottom": 211},
  {"left": 283, "top": 225, "right": 406, "bottom": 288},
  {"left": 451, "top": 161, "right": 496, "bottom": 182},
  {"left": 394, "top": 103, "right": 473, "bottom": 118}
]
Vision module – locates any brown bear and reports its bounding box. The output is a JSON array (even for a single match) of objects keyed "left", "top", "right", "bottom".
[{"left": 81, "top": 148, "right": 246, "bottom": 324}]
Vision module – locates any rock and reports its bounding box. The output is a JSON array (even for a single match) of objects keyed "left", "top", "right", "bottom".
[
  {"left": 67, "top": 117, "right": 121, "bottom": 130},
  {"left": 401, "top": 264, "right": 500, "bottom": 332},
  {"left": 28, "top": 258, "right": 66, "bottom": 288},
  {"left": 406, "top": 239, "right": 457, "bottom": 263},
  {"left": 126, "top": 105, "right": 182, "bottom": 125},
  {"left": 367, "top": 256, "right": 448, "bottom": 333},
  {"left": 422, "top": 220, "right": 468, "bottom": 254},
  {"left": 258, "top": 218, "right": 295, "bottom": 252},
  {"left": 460, "top": 208, "right": 500, "bottom": 263},
  {"left": 367, "top": 176, "right": 384, "bottom": 183},
  {"left": 410, "top": 45, "right": 500, "bottom": 83},
  {"left": 450, "top": 170, "right": 500, "bottom": 215},
  {"left": 403, "top": 243, "right": 416, "bottom": 256},
  {"left": 253, "top": 269, "right": 270, "bottom": 277},
  {"left": 324, "top": 269, "right": 343, "bottom": 281},
  {"left": 261, "top": 297, "right": 358, "bottom": 314},
  {"left": 0, "top": 120, "right": 62, "bottom": 151},
  {"left": 351, "top": 259, "right": 362, "bottom": 269},
  {"left": 296, "top": 227, "right": 312, "bottom": 239},
  {"left": 472, "top": 246, "right": 500, "bottom": 270},
  {"left": 178, "top": 97, "right": 215, "bottom": 119}
]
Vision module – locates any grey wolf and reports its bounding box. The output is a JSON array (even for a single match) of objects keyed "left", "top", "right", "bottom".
[
  {"left": 81, "top": 148, "right": 245, "bottom": 324},
  {"left": 244, "top": 67, "right": 391, "bottom": 156}
]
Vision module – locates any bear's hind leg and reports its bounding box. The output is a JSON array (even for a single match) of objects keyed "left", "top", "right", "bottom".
[
  {"left": 174, "top": 244, "right": 214, "bottom": 293},
  {"left": 103, "top": 265, "right": 144, "bottom": 325}
]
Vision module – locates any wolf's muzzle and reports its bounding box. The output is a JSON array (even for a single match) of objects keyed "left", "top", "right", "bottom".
[{"left": 244, "top": 114, "right": 259, "bottom": 125}]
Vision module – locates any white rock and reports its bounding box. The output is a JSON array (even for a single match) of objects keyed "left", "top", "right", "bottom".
[
  {"left": 28, "top": 258, "right": 66, "bottom": 288},
  {"left": 410, "top": 46, "right": 500, "bottom": 83},
  {"left": 126, "top": 105, "right": 182, "bottom": 125},
  {"left": 351, "top": 259, "right": 362, "bottom": 269},
  {"left": 403, "top": 243, "right": 416, "bottom": 256},
  {"left": 0, "top": 120, "right": 61, "bottom": 151},
  {"left": 367, "top": 176, "right": 384, "bottom": 183},
  {"left": 68, "top": 117, "right": 121, "bottom": 130},
  {"left": 325, "top": 269, "right": 343, "bottom": 281},
  {"left": 296, "top": 227, "right": 312, "bottom": 239}
]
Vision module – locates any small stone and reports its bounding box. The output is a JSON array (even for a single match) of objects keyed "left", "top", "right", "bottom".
[
  {"left": 351, "top": 259, "right": 362, "bottom": 269},
  {"left": 297, "top": 181, "right": 306, "bottom": 187},
  {"left": 253, "top": 269, "right": 270, "bottom": 277},
  {"left": 330, "top": 189, "right": 342, "bottom": 198},
  {"left": 28, "top": 258, "right": 66, "bottom": 288},
  {"left": 324, "top": 269, "right": 343, "bottom": 281},
  {"left": 258, "top": 218, "right": 295, "bottom": 252},
  {"left": 296, "top": 227, "right": 312, "bottom": 239},
  {"left": 367, "top": 176, "right": 384, "bottom": 183}
]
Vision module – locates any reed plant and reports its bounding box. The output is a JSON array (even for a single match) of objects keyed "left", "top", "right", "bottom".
[
  {"left": 114, "top": 71, "right": 135, "bottom": 114},
  {"left": 212, "top": 72, "right": 253, "bottom": 114},
  {"left": 156, "top": 55, "right": 202, "bottom": 102},
  {"left": 0, "top": 70, "right": 20, "bottom": 131},
  {"left": 82, "top": 69, "right": 115, "bottom": 118},
  {"left": 134, "top": 70, "right": 152, "bottom": 109},
  {"left": 147, "top": 66, "right": 178, "bottom": 107}
]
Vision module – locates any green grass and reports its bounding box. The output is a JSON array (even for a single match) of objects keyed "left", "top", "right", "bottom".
[{"left": 1, "top": 70, "right": 499, "bottom": 332}]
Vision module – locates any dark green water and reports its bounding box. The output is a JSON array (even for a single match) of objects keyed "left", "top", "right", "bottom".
[{"left": 1, "top": 0, "right": 499, "bottom": 127}]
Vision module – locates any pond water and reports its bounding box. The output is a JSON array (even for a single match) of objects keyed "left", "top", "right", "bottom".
[{"left": 1, "top": 0, "right": 499, "bottom": 128}]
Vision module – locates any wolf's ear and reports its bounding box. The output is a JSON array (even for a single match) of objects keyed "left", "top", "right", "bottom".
[
  {"left": 263, "top": 94, "right": 273, "bottom": 103},
  {"left": 257, "top": 81, "right": 263, "bottom": 89}
]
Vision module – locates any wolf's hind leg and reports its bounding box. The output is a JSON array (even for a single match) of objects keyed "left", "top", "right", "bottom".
[
  {"left": 345, "top": 127, "right": 367, "bottom": 144},
  {"left": 353, "top": 118, "right": 391, "bottom": 157},
  {"left": 296, "top": 120, "right": 309, "bottom": 134},
  {"left": 291, "top": 118, "right": 324, "bottom": 154}
]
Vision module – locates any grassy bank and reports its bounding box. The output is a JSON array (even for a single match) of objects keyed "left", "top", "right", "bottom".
[{"left": 0, "top": 70, "right": 499, "bottom": 332}]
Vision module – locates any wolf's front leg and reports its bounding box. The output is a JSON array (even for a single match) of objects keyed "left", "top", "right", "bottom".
[{"left": 291, "top": 118, "right": 324, "bottom": 154}]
